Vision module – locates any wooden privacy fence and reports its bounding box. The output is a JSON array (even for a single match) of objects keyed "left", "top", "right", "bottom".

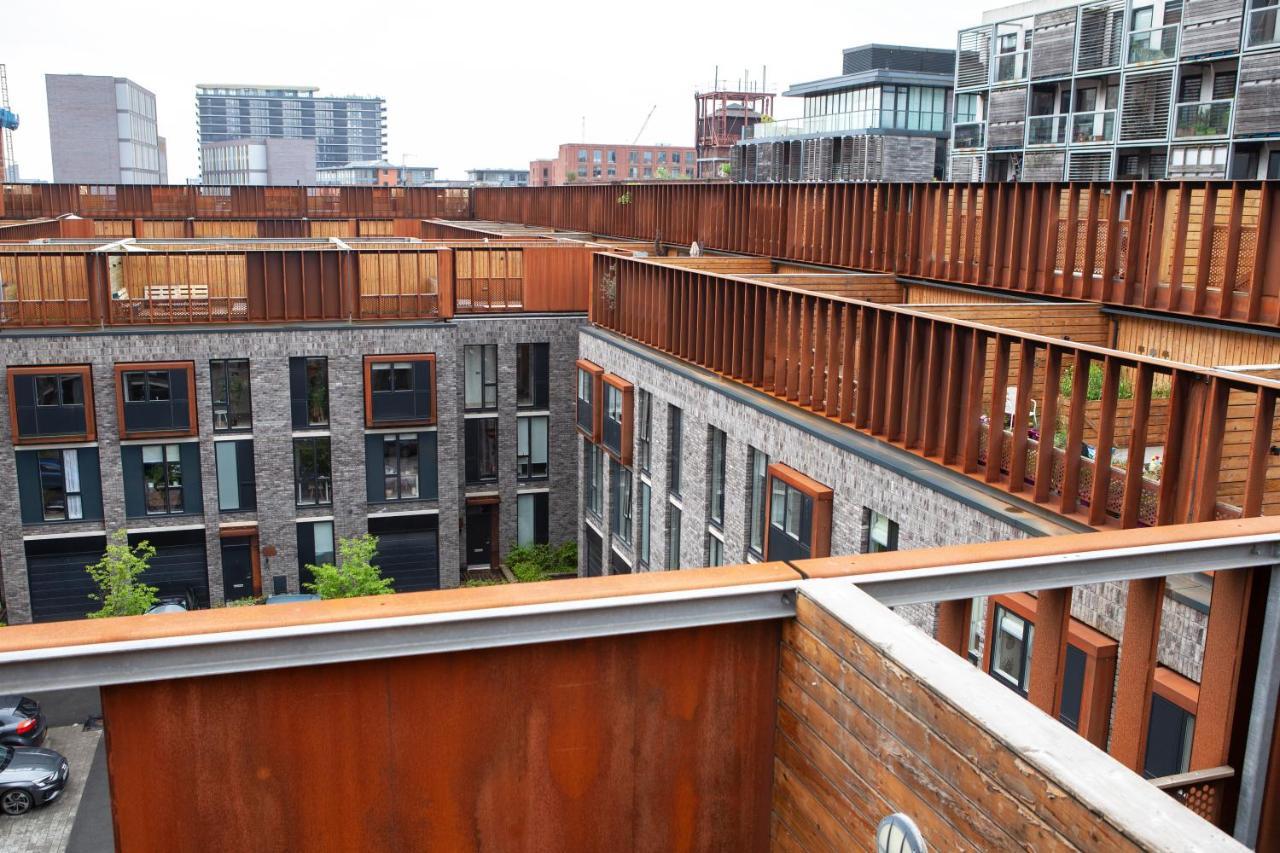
[
  {"left": 0, "top": 244, "right": 593, "bottom": 327},
  {"left": 593, "top": 254, "right": 1280, "bottom": 526},
  {"left": 475, "top": 181, "right": 1280, "bottom": 328}
]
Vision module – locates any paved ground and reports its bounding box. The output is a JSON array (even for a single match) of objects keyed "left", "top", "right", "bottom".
[{"left": 0, "top": 725, "right": 102, "bottom": 853}]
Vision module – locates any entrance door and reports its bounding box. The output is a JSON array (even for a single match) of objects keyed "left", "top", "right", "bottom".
[
  {"left": 466, "top": 501, "right": 497, "bottom": 568},
  {"left": 221, "top": 540, "right": 255, "bottom": 602}
]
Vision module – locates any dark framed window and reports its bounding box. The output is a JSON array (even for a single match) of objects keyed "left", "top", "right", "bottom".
[
  {"left": 865, "top": 509, "right": 899, "bottom": 553},
  {"left": 602, "top": 376, "right": 633, "bottom": 465},
  {"left": 1143, "top": 677, "right": 1197, "bottom": 779},
  {"left": 210, "top": 359, "right": 252, "bottom": 432},
  {"left": 38, "top": 449, "right": 82, "bottom": 521},
  {"left": 364, "top": 355, "right": 435, "bottom": 427},
  {"left": 576, "top": 360, "right": 603, "bottom": 441},
  {"left": 708, "top": 427, "right": 726, "bottom": 527},
  {"left": 584, "top": 440, "right": 603, "bottom": 517},
  {"left": 747, "top": 448, "right": 769, "bottom": 557},
  {"left": 636, "top": 390, "right": 653, "bottom": 473},
  {"left": 381, "top": 434, "right": 420, "bottom": 500},
  {"left": 297, "top": 520, "right": 335, "bottom": 591},
  {"left": 765, "top": 464, "right": 833, "bottom": 562},
  {"left": 142, "top": 444, "right": 185, "bottom": 515},
  {"left": 638, "top": 481, "right": 651, "bottom": 567},
  {"left": 464, "top": 344, "right": 498, "bottom": 411},
  {"left": 214, "top": 439, "right": 256, "bottom": 511},
  {"left": 707, "top": 533, "right": 724, "bottom": 567},
  {"left": 990, "top": 604, "right": 1034, "bottom": 697},
  {"left": 293, "top": 437, "right": 332, "bottom": 507},
  {"left": 116, "top": 363, "right": 195, "bottom": 438},
  {"left": 665, "top": 500, "right": 682, "bottom": 569},
  {"left": 517, "top": 415, "right": 548, "bottom": 480},
  {"left": 289, "top": 356, "right": 329, "bottom": 429},
  {"left": 16, "top": 447, "right": 102, "bottom": 524},
  {"left": 464, "top": 418, "right": 499, "bottom": 484},
  {"left": 610, "top": 458, "right": 632, "bottom": 543},
  {"left": 517, "top": 492, "right": 549, "bottom": 546},
  {"left": 667, "top": 405, "right": 683, "bottom": 496},
  {"left": 8, "top": 366, "right": 94, "bottom": 444},
  {"left": 517, "top": 343, "right": 549, "bottom": 410}
]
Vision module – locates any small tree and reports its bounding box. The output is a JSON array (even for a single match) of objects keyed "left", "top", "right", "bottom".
[
  {"left": 304, "top": 534, "right": 394, "bottom": 599},
  {"left": 86, "top": 530, "right": 158, "bottom": 618}
]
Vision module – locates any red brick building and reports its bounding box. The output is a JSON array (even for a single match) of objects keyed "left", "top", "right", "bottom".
[{"left": 529, "top": 143, "right": 697, "bottom": 186}]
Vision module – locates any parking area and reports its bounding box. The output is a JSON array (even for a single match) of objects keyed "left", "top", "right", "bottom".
[{"left": 0, "top": 725, "right": 102, "bottom": 853}]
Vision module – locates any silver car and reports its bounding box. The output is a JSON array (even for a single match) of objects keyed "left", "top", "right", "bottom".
[{"left": 0, "top": 745, "right": 69, "bottom": 815}]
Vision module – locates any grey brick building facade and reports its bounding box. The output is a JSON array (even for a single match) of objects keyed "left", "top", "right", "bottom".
[
  {"left": 46, "top": 74, "right": 165, "bottom": 184},
  {"left": 0, "top": 315, "right": 583, "bottom": 624}
]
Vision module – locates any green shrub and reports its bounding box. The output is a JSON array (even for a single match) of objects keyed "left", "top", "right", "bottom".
[
  {"left": 225, "top": 597, "right": 260, "bottom": 607},
  {"left": 304, "top": 534, "right": 394, "bottom": 599},
  {"left": 505, "top": 542, "right": 578, "bottom": 583},
  {"left": 463, "top": 578, "right": 502, "bottom": 588},
  {"left": 86, "top": 530, "right": 159, "bottom": 618}
]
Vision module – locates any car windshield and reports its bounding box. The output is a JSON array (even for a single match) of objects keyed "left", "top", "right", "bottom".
[{"left": 0, "top": 746, "right": 11, "bottom": 772}]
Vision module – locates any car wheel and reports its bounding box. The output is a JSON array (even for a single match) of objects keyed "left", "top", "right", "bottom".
[{"left": 1, "top": 788, "right": 33, "bottom": 816}]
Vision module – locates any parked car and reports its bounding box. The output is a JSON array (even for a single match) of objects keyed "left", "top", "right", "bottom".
[
  {"left": 0, "top": 696, "right": 46, "bottom": 748},
  {"left": 265, "top": 593, "right": 321, "bottom": 605},
  {"left": 145, "top": 603, "right": 187, "bottom": 614},
  {"left": 153, "top": 586, "right": 198, "bottom": 612},
  {"left": 0, "top": 745, "right": 68, "bottom": 815}
]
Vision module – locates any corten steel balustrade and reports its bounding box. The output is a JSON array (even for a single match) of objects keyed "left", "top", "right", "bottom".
[
  {"left": 591, "top": 254, "right": 1280, "bottom": 528},
  {"left": 0, "top": 242, "right": 594, "bottom": 326},
  {"left": 472, "top": 181, "right": 1280, "bottom": 328},
  {"left": 0, "top": 519, "right": 1272, "bottom": 850}
]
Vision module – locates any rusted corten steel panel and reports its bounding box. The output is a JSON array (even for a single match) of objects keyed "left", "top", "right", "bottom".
[
  {"left": 0, "top": 184, "right": 473, "bottom": 221},
  {"left": 591, "top": 255, "right": 1280, "bottom": 527},
  {"left": 100, "top": 621, "right": 779, "bottom": 853},
  {"left": 473, "top": 181, "right": 1280, "bottom": 329}
]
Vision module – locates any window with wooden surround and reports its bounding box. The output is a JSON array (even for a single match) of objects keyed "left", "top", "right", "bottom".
[
  {"left": 1143, "top": 668, "right": 1199, "bottom": 779},
  {"left": 602, "top": 375, "right": 634, "bottom": 465},
  {"left": 576, "top": 359, "right": 603, "bottom": 442},
  {"left": 115, "top": 362, "right": 196, "bottom": 439},
  {"left": 364, "top": 354, "right": 435, "bottom": 427},
  {"left": 8, "top": 366, "right": 95, "bottom": 444},
  {"left": 763, "top": 463, "right": 833, "bottom": 562}
]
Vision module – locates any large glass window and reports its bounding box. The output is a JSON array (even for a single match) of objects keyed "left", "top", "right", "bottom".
[
  {"left": 293, "top": 437, "right": 332, "bottom": 507},
  {"left": 990, "top": 605, "right": 1034, "bottom": 696},
  {"left": 125, "top": 370, "right": 170, "bottom": 403},
  {"left": 585, "top": 441, "right": 603, "bottom": 517},
  {"left": 464, "top": 418, "right": 499, "bottom": 484},
  {"left": 10, "top": 368, "right": 90, "bottom": 442},
  {"left": 665, "top": 501, "right": 682, "bottom": 569},
  {"left": 37, "top": 449, "right": 83, "bottom": 521},
  {"left": 381, "top": 434, "right": 420, "bottom": 500},
  {"left": 368, "top": 357, "right": 433, "bottom": 426},
  {"left": 142, "top": 444, "right": 184, "bottom": 515},
  {"left": 517, "top": 415, "right": 549, "bottom": 480},
  {"left": 867, "top": 509, "right": 899, "bottom": 553},
  {"left": 708, "top": 428, "right": 726, "bottom": 527},
  {"left": 610, "top": 459, "right": 633, "bottom": 543},
  {"left": 215, "top": 439, "right": 256, "bottom": 511},
  {"left": 638, "top": 481, "right": 651, "bottom": 566},
  {"left": 747, "top": 448, "right": 769, "bottom": 556},
  {"left": 636, "top": 390, "right": 653, "bottom": 473},
  {"left": 464, "top": 344, "right": 498, "bottom": 411},
  {"left": 210, "top": 359, "right": 252, "bottom": 432},
  {"left": 667, "top": 405, "right": 683, "bottom": 495},
  {"left": 517, "top": 492, "right": 549, "bottom": 546},
  {"left": 517, "top": 343, "right": 549, "bottom": 409},
  {"left": 290, "top": 356, "right": 329, "bottom": 428},
  {"left": 707, "top": 533, "right": 724, "bottom": 567},
  {"left": 1143, "top": 689, "right": 1196, "bottom": 778}
]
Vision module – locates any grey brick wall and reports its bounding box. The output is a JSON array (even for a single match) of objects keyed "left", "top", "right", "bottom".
[{"left": 0, "top": 316, "right": 583, "bottom": 623}]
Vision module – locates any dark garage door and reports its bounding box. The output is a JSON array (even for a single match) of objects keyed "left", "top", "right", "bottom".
[
  {"left": 25, "top": 535, "right": 107, "bottom": 623},
  {"left": 369, "top": 515, "right": 439, "bottom": 593},
  {"left": 128, "top": 529, "right": 211, "bottom": 609}
]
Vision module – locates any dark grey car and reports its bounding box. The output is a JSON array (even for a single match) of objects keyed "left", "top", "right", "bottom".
[
  {"left": 0, "top": 745, "right": 68, "bottom": 815},
  {"left": 0, "top": 695, "right": 46, "bottom": 747}
]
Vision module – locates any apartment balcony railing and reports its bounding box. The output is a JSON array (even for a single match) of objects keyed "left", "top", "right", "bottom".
[
  {"left": 993, "top": 49, "right": 1030, "bottom": 84},
  {"left": 1128, "top": 25, "right": 1180, "bottom": 64},
  {"left": 953, "top": 121, "right": 986, "bottom": 150},
  {"left": 748, "top": 111, "right": 881, "bottom": 140},
  {"left": 1026, "top": 114, "right": 1068, "bottom": 146},
  {"left": 1071, "top": 109, "right": 1118, "bottom": 144},
  {"left": 1174, "top": 100, "right": 1234, "bottom": 139},
  {"left": 1247, "top": 4, "right": 1280, "bottom": 48}
]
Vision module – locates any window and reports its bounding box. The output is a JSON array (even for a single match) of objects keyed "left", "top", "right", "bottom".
[
  {"left": 638, "top": 481, "right": 651, "bottom": 566},
  {"left": 629, "top": 151, "right": 638, "bottom": 163},
  {"left": 1143, "top": 672, "right": 1197, "bottom": 778},
  {"left": 8, "top": 366, "right": 94, "bottom": 443},
  {"left": 967, "top": 596, "right": 988, "bottom": 665},
  {"left": 610, "top": 458, "right": 632, "bottom": 543},
  {"left": 665, "top": 501, "right": 682, "bottom": 569},
  {"left": 209, "top": 359, "right": 252, "bottom": 432},
  {"left": 747, "top": 448, "right": 769, "bottom": 556},
  {"left": 381, "top": 434, "right": 420, "bottom": 500},
  {"left": 708, "top": 427, "right": 726, "bottom": 527},
  {"left": 990, "top": 604, "right": 1034, "bottom": 696},
  {"left": 602, "top": 376, "right": 633, "bottom": 464},
  {"left": 667, "top": 405, "right": 683, "bottom": 495},
  {"left": 117, "top": 363, "right": 194, "bottom": 437},
  {"left": 38, "top": 449, "right": 83, "bottom": 520},
  {"left": 608, "top": 150, "right": 617, "bottom": 163},
  {"left": 297, "top": 520, "right": 335, "bottom": 590},
  {"left": 593, "top": 150, "right": 602, "bottom": 163},
  {"left": 707, "top": 533, "right": 724, "bottom": 567},
  {"left": 142, "top": 444, "right": 185, "bottom": 515},
  {"left": 585, "top": 441, "right": 603, "bottom": 517},
  {"left": 517, "top": 343, "right": 549, "bottom": 409},
  {"left": 517, "top": 416, "right": 549, "bottom": 479},
  {"left": 289, "top": 357, "right": 328, "bottom": 429},
  {"left": 644, "top": 151, "right": 653, "bottom": 163},
  {"left": 365, "top": 355, "right": 434, "bottom": 426},
  {"left": 672, "top": 152, "right": 681, "bottom": 164},
  {"left": 765, "top": 465, "right": 833, "bottom": 562},
  {"left": 636, "top": 390, "right": 653, "bottom": 473},
  {"left": 293, "top": 437, "right": 332, "bottom": 506},
  {"left": 517, "top": 492, "right": 549, "bottom": 546},
  {"left": 215, "top": 440, "right": 256, "bottom": 511},
  {"left": 576, "top": 360, "right": 603, "bottom": 440},
  {"left": 17, "top": 448, "right": 102, "bottom": 524},
  {"left": 464, "top": 345, "right": 498, "bottom": 411},
  {"left": 866, "top": 509, "right": 899, "bottom": 552},
  {"left": 465, "top": 418, "right": 499, "bottom": 484}
]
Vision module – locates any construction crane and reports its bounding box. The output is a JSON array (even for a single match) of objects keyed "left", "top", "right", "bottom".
[
  {"left": 0, "top": 64, "right": 18, "bottom": 181},
  {"left": 631, "top": 105, "right": 657, "bottom": 146}
]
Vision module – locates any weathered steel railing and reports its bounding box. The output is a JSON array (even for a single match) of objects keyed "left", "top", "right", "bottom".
[
  {"left": 475, "top": 181, "right": 1280, "bottom": 328},
  {"left": 592, "top": 254, "right": 1280, "bottom": 526}
]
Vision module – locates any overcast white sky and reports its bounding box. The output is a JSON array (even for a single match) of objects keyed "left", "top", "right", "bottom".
[{"left": 4, "top": 0, "right": 992, "bottom": 182}]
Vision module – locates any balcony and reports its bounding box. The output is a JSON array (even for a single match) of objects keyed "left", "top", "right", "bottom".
[
  {"left": 1071, "top": 109, "right": 1118, "bottom": 144},
  {"left": 1247, "top": 3, "right": 1280, "bottom": 48},
  {"left": 1174, "top": 100, "right": 1234, "bottom": 139},
  {"left": 749, "top": 110, "right": 882, "bottom": 140},
  {"left": 1026, "top": 114, "right": 1068, "bottom": 146},
  {"left": 1128, "top": 25, "right": 1179, "bottom": 64},
  {"left": 993, "top": 49, "right": 1029, "bottom": 84},
  {"left": 953, "top": 121, "right": 986, "bottom": 150}
]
